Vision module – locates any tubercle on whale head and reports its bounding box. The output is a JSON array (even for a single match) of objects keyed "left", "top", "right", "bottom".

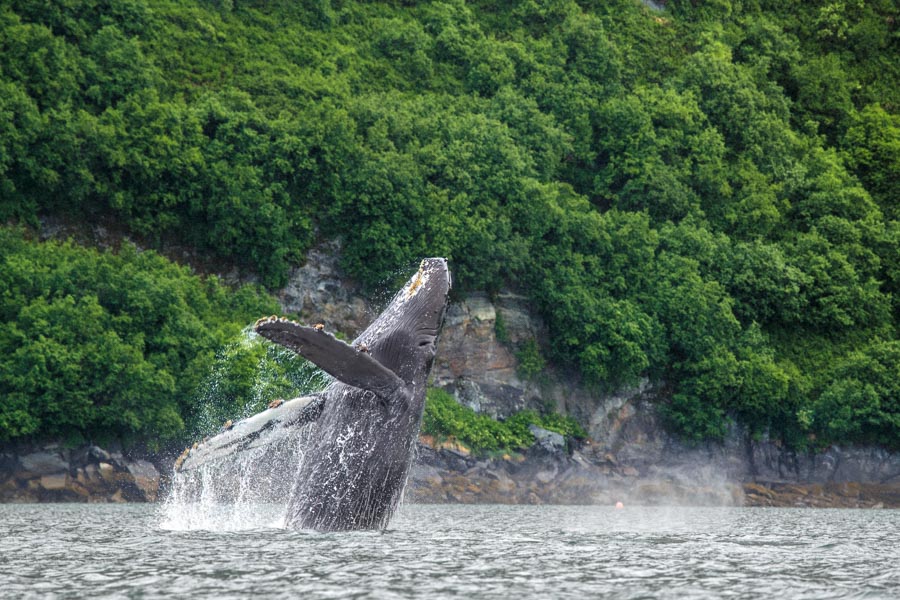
[
  {"left": 396, "top": 259, "right": 450, "bottom": 334},
  {"left": 403, "top": 258, "right": 451, "bottom": 297},
  {"left": 406, "top": 266, "right": 425, "bottom": 298}
]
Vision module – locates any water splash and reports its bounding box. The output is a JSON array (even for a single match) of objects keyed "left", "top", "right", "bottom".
[
  {"left": 160, "top": 325, "right": 329, "bottom": 531},
  {"left": 190, "top": 326, "right": 330, "bottom": 439},
  {"left": 161, "top": 259, "right": 446, "bottom": 532},
  {"left": 160, "top": 422, "right": 316, "bottom": 531}
]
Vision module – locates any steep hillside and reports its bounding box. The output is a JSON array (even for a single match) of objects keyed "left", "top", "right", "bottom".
[{"left": 1, "top": 0, "right": 897, "bottom": 449}]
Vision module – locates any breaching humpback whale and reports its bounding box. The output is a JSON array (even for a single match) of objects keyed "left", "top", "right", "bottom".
[{"left": 176, "top": 258, "right": 451, "bottom": 531}]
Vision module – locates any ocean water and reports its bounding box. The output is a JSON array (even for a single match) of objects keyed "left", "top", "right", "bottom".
[{"left": 1, "top": 503, "right": 897, "bottom": 599}]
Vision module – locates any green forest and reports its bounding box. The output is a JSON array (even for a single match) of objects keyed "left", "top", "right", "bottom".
[{"left": 0, "top": 0, "right": 897, "bottom": 450}]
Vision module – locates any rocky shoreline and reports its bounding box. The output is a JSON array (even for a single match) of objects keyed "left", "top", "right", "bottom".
[
  {"left": 408, "top": 440, "right": 900, "bottom": 509},
  {"left": 0, "top": 444, "right": 161, "bottom": 503},
  {"left": 3, "top": 439, "right": 897, "bottom": 509},
  {"left": 3, "top": 242, "right": 897, "bottom": 509}
]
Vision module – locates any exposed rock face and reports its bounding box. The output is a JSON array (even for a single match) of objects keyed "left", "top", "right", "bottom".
[
  {"left": 276, "top": 240, "right": 374, "bottom": 336},
  {"left": 408, "top": 442, "right": 745, "bottom": 507},
  {"left": 18, "top": 451, "right": 69, "bottom": 476},
  {"left": 528, "top": 425, "right": 566, "bottom": 454},
  {"left": 0, "top": 444, "right": 160, "bottom": 503},
  {"left": 8, "top": 241, "right": 894, "bottom": 506},
  {"left": 590, "top": 396, "right": 900, "bottom": 486},
  {"left": 278, "top": 243, "right": 900, "bottom": 507},
  {"left": 431, "top": 293, "right": 536, "bottom": 418},
  {"left": 408, "top": 440, "right": 900, "bottom": 509},
  {"left": 431, "top": 291, "right": 605, "bottom": 421},
  {"left": 275, "top": 242, "right": 600, "bottom": 421}
]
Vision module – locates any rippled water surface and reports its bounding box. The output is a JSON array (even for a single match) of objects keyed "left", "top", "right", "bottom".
[{"left": 1, "top": 504, "right": 897, "bottom": 599}]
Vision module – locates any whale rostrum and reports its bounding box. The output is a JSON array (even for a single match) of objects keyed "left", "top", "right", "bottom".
[{"left": 176, "top": 258, "right": 451, "bottom": 531}]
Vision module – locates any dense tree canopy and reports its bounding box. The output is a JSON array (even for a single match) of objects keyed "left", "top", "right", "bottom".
[
  {"left": 0, "top": 0, "right": 896, "bottom": 449},
  {"left": 0, "top": 228, "right": 277, "bottom": 446}
]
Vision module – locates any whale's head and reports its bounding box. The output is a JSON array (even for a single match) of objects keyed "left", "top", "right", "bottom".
[{"left": 355, "top": 258, "right": 451, "bottom": 385}]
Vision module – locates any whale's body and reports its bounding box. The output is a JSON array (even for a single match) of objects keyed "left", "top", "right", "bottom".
[{"left": 177, "top": 258, "right": 451, "bottom": 531}]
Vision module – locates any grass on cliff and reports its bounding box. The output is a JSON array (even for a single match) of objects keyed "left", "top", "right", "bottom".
[{"left": 422, "top": 388, "right": 587, "bottom": 456}]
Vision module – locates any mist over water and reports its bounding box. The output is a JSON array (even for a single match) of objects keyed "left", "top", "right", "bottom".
[
  {"left": 134, "top": 262, "right": 895, "bottom": 596},
  {"left": 2, "top": 504, "right": 897, "bottom": 599}
]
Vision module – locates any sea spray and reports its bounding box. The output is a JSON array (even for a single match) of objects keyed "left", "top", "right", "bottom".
[
  {"left": 160, "top": 423, "right": 316, "bottom": 531},
  {"left": 160, "top": 326, "right": 329, "bottom": 531},
  {"left": 190, "top": 326, "right": 330, "bottom": 439},
  {"left": 163, "top": 258, "right": 450, "bottom": 531}
]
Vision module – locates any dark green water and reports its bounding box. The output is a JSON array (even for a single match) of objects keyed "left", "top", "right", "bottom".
[{"left": 1, "top": 504, "right": 897, "bottom": 598}]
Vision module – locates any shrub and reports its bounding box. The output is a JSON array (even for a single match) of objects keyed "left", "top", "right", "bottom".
[
  {"left": 0, "top": 228, "right": 277, "bottom": 448},
  {"left": 422, "top": 388, "right": 586, "bottom": 455}
]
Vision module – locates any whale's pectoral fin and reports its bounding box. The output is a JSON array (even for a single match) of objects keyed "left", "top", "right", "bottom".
[
  {"left": 254, "top": 319, "right": 405, "bottom": 399},
  {"left": 177, "top": 394, "right": 325, "bottom": 472}
]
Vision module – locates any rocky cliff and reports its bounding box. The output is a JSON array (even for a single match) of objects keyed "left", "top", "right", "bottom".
[{"left": 282, "top": 242, "right": 900, "bottom": 508}]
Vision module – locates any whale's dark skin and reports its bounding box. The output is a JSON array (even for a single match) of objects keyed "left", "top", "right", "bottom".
[{"left": 253, "top": 258, "right": 451, "bottom": 531}]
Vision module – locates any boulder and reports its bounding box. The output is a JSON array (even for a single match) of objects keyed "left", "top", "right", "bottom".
[
  {"left": 39, "top": 473, "right": 68, "bottom": 491},
  {"left": 528, "top": 425, "right": 566, "bottom": 454},
  {"left": 84, "top": 463, "right": 101, "bottom": 483},
  {"left": 125, "top": 460, "right": 160, "bottom": 501},
  {"left": 88, "top": 446, "right": 111, "bottom": 462},
  {"left": 18, "top": 452, "right": 68, "bottom": 476},
  {"left": 97, "top": 462, "right": 117, "bottom": 484}
]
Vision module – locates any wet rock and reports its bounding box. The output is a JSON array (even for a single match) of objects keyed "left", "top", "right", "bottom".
[
  {"left": 84, "top": 463, "right": 101, "bottom": 483},
  {"left": 39, "top": 474, "right": 68, "bottom": 491},
  {"left": 1, "top": 443, "right": 165, "bottom": 503},
  {"left": 529, "top": 425, "right": 566, "bottom": 455},
  {"left": 411, "top": 439, "right": 900, "bottom": 508},
  {"left": 88, "top": 446, "right": 111, "bottom": 462},
  {"left": 743, "top": 483, "right": 776, "bottom": 500},
  {"left": 125, "top": 460, "right": 160, "bottom": 501},
  {"left": 534, "top": 466, "right": 558, "bottom": 484},
  {"left": 98, "top": 462, "right": 117, "bottom": 484},
  {"left": 68, "top": 480, "right": 91, "bottom": 498},
  {"left": 18, "top": 452, "right": 68, "bottom": 476}
]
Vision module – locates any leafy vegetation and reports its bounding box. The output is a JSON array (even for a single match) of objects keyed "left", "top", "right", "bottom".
[
  {"left": 190, "top": 333, "right": 330, "bottom": 439},
  {"left": 0, "top": 228, "right": 278, "bottom": 447},
  {"left": 515, "top": 339, "right": 546, "bottom": 381},
  {"left": 0, "top": 0, "right": 897, "bottom": 449},
  {"left": 422, "top": 388, "right": 586, "bottom": 455}
]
